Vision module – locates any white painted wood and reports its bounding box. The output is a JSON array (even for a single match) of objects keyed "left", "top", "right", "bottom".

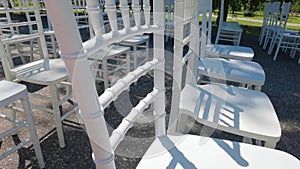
[
  {"left": 215, "top": 0, "right": 243, "bottom": 46},
  {"left": 0, "top": 80, "right": 45, "bottom": 168},
  {"left": 262, "top": 2, "right": 281, "bottom": 50},
  {"left": 180, "top": 84, "right": 281, "bottom": 146},
  {"left": 0, "top": 0, "right": 77, "bottom": 148},
  {"left": 170, "top": 0, "right": 279, "bottom": 147},
  {"left": 198, "top": 58, "right": 265, "bottom": 89},
  {"left": 137, "top": 134, "right": 300, "bottom": 169},
  {"left": 45, "top": 0, "right": 300, "bottom": 168}
]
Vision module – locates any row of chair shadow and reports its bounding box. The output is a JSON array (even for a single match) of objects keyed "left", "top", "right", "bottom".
[
  {"left": 0, "top": 0, "right": 299, "bottom": 168},
  {"left": 258, "top": 1, "right": 300, "bottom": 63}
]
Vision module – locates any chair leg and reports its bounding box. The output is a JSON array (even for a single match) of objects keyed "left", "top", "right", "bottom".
[
  {"left": 49, "top": 84, "right": 65, "bottom": 148},
  {"left": 103, "top": 58, "right": 109, "bottom": 89},
  {"left": 273, "top": 38, "right": 283, "bottom": 61},
  {"left": 264, "top": 140, "right": 277, "bottom": 149},
  {"left": 146, "top": 40, "right": 149, "bottom": 61},
  {"left": 254, "top": 85, "right": 261, "bottom": 91},
  {"left": 176, "top": 114, "right": 191, "bottom": 133},
  {"left": 21, "top": 96, "right": 45, "bottom": 168},
  {"left": 268, "top": 34, "right": 277, "bottom": 55},
  {"left": 243, "top": 137, "right": 253, "bottom": 144},
  {"left": 126, "top": 51, "right": 131, "bottom": 74},
  {"left": 263, "top": 30, "right": 270, "bottom": 50},
  {"left": 133, "top": 45, "right": 138, "bottom": 69},
  {"left": 215, "top": 28, "right": 220, "bottom": 44}
]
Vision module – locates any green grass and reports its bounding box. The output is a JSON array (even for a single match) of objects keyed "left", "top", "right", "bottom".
[
  {"left": 219, "top": 11, "right": 300, "bottom": 24},
  {"left": 203, "top": 11, "right": 300, "bottom": 35}
]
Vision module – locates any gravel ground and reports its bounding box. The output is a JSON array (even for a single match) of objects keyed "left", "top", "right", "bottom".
[{"left": 0, "top": 29, "right": 299, "bottom": 169}]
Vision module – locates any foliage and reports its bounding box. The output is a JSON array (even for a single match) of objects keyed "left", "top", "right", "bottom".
[
  {"left": 240, "top": 0, "right": 263, "bottom": 16},
  {"left": 229, "top": 0, "right": 242, "bottom": 14},
  {"left": 291, "top": 0, "right": 300, "bottom": 13}
]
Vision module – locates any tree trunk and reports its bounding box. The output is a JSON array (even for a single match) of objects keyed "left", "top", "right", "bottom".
[{"left": 216, "top": 0, "right": 230, "bottom": 23}]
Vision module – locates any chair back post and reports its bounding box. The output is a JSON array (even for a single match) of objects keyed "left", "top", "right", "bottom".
[
  {"left": 187, "top": 0, "right": 200, "bottom": 84},
  {"left": 31, "top": 0, "right": 50, "bottom": 70},
  {"left": 199, "top": 0, "right": 212, "bottom": 58},
  {"left": 168, "top": 0, "right": 199, "bottom": 133},
  {"left": 278, "top": 2, "right": 291, "bottom": 33},
  {"left": 215, "top": 0, "right": 224, "bottom": 44},
  {"left": 152, "top": 0, "right": 166, "bottom": 137},
  {"left": 219, "top": 0, "right": 225, "bottom": 25},
  {"left": 0, "top": 41, "right": 13, "bottom": 81},
  {"left": 43, "top": 0, "right": 115, "bottom": 168}
]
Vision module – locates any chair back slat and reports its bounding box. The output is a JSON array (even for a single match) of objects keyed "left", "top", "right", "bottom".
[
  {"left": 132, "top": 0, "right": 141, "bottom": 27},
  {"left": 105, "top": 0, "right": 118, "bottom": 32},
  {"left": 119, "top": 0, "right": 131, "bottom": 30},
  {"left": 143, "top": 0, "right": 151, "bottom": 26}
]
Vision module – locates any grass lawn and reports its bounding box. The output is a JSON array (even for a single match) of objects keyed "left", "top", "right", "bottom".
[
  {"left": 199, "top": 12, "right": 300, "bottom": 35},
  {"left": 229, "top": 11, "right": 300, "bottom": 24}
]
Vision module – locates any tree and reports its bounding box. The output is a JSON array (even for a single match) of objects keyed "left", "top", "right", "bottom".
[
  {"left": 229, "top": 0, "right": 242, "bottom": 14},
  {"left": 241, "top": 0, "right": 262, "bottom": 16},
  {"left": 216, "top": 0, "right": 230, "bottom": 24}
]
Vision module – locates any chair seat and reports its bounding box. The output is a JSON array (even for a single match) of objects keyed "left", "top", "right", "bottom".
[
  {"left": 137, "top": 134, "right": 300, "bottom": 169},
  {"left": 119, "top": 35, "right": 150, "bottom": 45},
  {"left": 221, "top": 22, "right": 243, "bottom": 32},
  {"left": 0, "top": 80, "right": 27, "bottom": 107},
  {"left": 180, "top": 84, "right": 281, "bottom": 142},
  {"left": 88, "top": 45, "right": 130, "bottom": 59},
  {"left": 206, "top": 44, "right": 254, "bottom": 61},
  {"left": 12, "top": 59, "right": 69, "bottom": 85},
  {"left": 198, "top": 58, "right": 265, "bottom": 87},
  {"left": 1, "top": 33, "right": 40, "bottom": 44}
]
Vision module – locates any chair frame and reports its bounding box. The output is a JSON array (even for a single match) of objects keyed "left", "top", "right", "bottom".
[
  {"left": 215, "top": 0, "right": 243, "bottom": 46},
  {"left": 0, "top": 80, "right": 45, "bottom": 168},
  {"left": 44, "top": 0, "right": 299, "bottom": 168},
  {"left": 0, "top": 0, "right": 77, "bottom": 148}
]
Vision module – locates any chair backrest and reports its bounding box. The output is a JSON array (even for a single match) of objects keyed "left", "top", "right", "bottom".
[
  {"left": 268, "top": 2, "right": 281, "bottom": 28},
  {"left": 168, "top": 0, "right": 199, "bottom": 133},
  {"left": 276, "top": 2, "right": 291, "bottom": 34},
  {"left": 198, "top": 0, "right": 213, "bottom": 57},
  {"left": 0, "top": 0, "right": 49, "bottom": 81},
  {"left": 262, "top": 2, "right": 272, "bottom": 27},
  {"left": 44, "top": 0, "right": 165, "bottom": 168}
]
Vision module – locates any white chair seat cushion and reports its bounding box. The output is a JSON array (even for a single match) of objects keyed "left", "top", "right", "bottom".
[
  {"left": 137, "top": 134, "right": 300, "bottom": 169},
  {"left": 120, "top": 35, "right": 150, "bottom": 45},
  {"left": 180, "top": 84, "right": 281, "bottom": 141},
  {"left": 12, "top": 59, "right": 69, "bottom": 85},
  {"left": 221, "top": 22, "right": 243, "bottom": 32},
  {"left": 198, "top": 58, "right": 265, "bottom": 86},
  {"left": 206, "top": 44, "right": 254, "bottom": 61},
  {"left": 88, "top": 45, "right": 130, "bottom": 59},
  {"left": 0, "top": 80, "right": 27, "bottom": 107}
]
